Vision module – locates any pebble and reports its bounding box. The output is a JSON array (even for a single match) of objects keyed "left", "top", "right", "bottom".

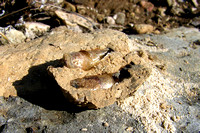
[
  {"left": 24, "top": 22, "right": 50, "bottom": 39},
  {"left": 167, "top": 0, "right": 175, "bottom": 7},
  {"left": 5, "top": 29, "right": 26, "bottom": 44},
  {"left": 64, "top": 2, "right": 76, "bottom": 12},
  {"left": 106, "top": 16, "right": 115, "bottom": 25},
  {"left": 103, "top": 122, "right": 109, "bottom": 127},
  {"left": 193, "top": 39, "right": 200, "bottom": 45},
  {"left": 81, "top": 128, "right": 88, "bottom": 131},
  {"left": 77, "top": 5, "right": 86, "bottom": 14},
  {"left": 140, "top": 0, "right": 154, "bottom": 12},
  {"left": 158, "top": 7, "right": 166, "bottom": 17},
  {"left": 97, "top": 14, "right": 105, "bottom": 22},
  {"left": 191, "top": 0, "right": 199, "bottom": 7},
  {"left": 113, "top": 12, "right": 126, "bottom": 25},
  {"left": 126, "top": 126, "right": 133, "bottom": 131},
  {"left": 134, "top": 24, "right": 154, "bottom": 34},
  {"left": 191, "top": 17, "right": 200, "bottom": 27},
  {"left": 153, "top": 30, "right": 160, "bottom": 34}
]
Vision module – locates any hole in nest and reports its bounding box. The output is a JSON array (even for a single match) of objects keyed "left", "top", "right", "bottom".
[
  {"left": 98, "top": 47, "right": 114, "bottom": 60},
  {"left": 113, "top": 62, "right": 134, "bottom": 82},
  {"left": 117, "top": 68, "right": 131, "bottom": 82}
]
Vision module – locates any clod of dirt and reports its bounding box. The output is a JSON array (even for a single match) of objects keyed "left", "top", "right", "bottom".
[{"left": 134, "top": 24, "right": 154, "bottom": 34}]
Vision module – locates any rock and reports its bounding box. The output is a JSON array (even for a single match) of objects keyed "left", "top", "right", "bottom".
[
  {"left": 191, "top": 17, "right": 200, "bottom": 27},
  {"left": 134, "top": 24, "right": 154, "bottom": 34},
  {"left": 158, "top": 7, "right": 166, "bottom": 17},
  {"left": 97, "top": 14, "right": 105, "bottom": 22},
  {"left": 55, "top": 10, "right": 94, "bottom": 31},
  {"left": 103, "top": 122, "right": 109, "bottom": 127},
  {"left": 170, "top": 6, "right": 184, "bottom": 16},
  {"left": 191, "top": 0, "right": 198, "bottom": 7},
  {"left": 167, "top": 0, "right": 177, "bottom": 7},
  {"left": 64, "top": 1, "right": 76, "bottom": 12},
  {"left": 140, "top": 0, "right": 154, "bottom": 12},
  {"left": 24, "top": 22, "right": 50, "bottom": 39},
  {"left": 66, "top": 25, "right": 83, "bottom": 33},
  {"left": 106, "top": 16, "right": 115, "bottom": 25},
  {"left": 153, "top": 30, "right": 161, "bottom": 34},
  {"left": 50, "top": 0, "right": 64, "bottom": 4},
  {"left": 48, "top": 29, "right": 151, "bottom": 109},
  {"left": 81, "top": 128, "right": 87, "bottom": 131},
  {"left": 77, "top": 5, "right": 86, "bottom": 14},
  {"left": 113, "top": 12, "right": 126, "bottom": 25},
  {"left": 5, "top": 29, "right": 26, "bottom": 44},
  {"left": 126, "top": 127, "right": 133, "bottom": 131}
]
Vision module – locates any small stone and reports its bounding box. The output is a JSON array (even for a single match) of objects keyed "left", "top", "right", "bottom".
[
  {"left": 191, "top": 17, "right": 200, "bottom": 27},
  {"left": 130, "top": 12, "right": 135, "bottom": 18},
  {"left": 171, "top": 116, "right": 180, "bottom": 122},
  {"left": 191, "top": 0, "right": 198, "bottom": 7},
  {"left": 103, "top": 122, "right": 109, "bottom": 127},
  {"left": 126, "top": 126, "right": 133, "bottom": 131},
  {"left": 140, "top": 0, "right": 154, "bottom": 12},
  {"left": 160, "top": 102, "right": 169, "bottom": 110},
  {"left": 158, "top": 7, "right": 166, "bottom": 17},
  {"left": 113, "top": 12, "right": 126, "bottom": 25},
  {"left": 106, "top": 16, "right": 115, "bottom": 25},
  {"left": 97, "top": 14, "right": 105, "bottom": 22},
  {"left": 167, "top": 0, "right": 177, "bottom": 7},
  {"left": 55, "top": 10, "right": 93, "bottom": 31},
  {"left": 81, "top": 128, "right": 87, "bottom": 131},
  {"left": 134, "top": 24, "right": 154, "bottom": 34},
  {"left": 170, "top": 7, "right": 184, "bottom": 16},
  {"left": 64, "top": 2, "right": 76, "bottom": 12},
  {"left": 191, "top": 7, "right": 197, "bottom": 12},
  {"left": 155, "top": 64, "right": 166, "bottom": 71},
  {"left": 153, "top": 30, "right": 160, "bottom": 34},
  {"left": 54, "top": 0, "right": 64, "bottom": 4},
  {"left": 77, "top": 5, "right": 86, "bottom": 14},
  {"left": 24, "top": 22, "right": 50, "bottom": 39},
  {"left": 148, "top": 54, "right": 158, "bottom": 61},
  {"left": 5, "top": 29, "right": 26, "bottom": 44},
  {"left": 193, "top": 39, "right": 200, "bottom": 45}
]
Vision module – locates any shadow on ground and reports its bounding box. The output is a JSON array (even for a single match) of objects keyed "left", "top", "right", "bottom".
[{"left": 13, "top": 59, "right": 88, "bottom": 113}]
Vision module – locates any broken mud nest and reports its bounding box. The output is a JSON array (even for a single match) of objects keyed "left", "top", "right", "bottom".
[{"left": 48, "top": 29, "right": 151, "bottom": 109}]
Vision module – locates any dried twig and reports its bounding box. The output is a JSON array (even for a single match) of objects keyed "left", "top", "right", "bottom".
[
  {"left": 0, "top": 6, "right": 31, "bottom": 20},
  {"left": 0, "top": 32, "right": 9, "bottom": 44}
]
